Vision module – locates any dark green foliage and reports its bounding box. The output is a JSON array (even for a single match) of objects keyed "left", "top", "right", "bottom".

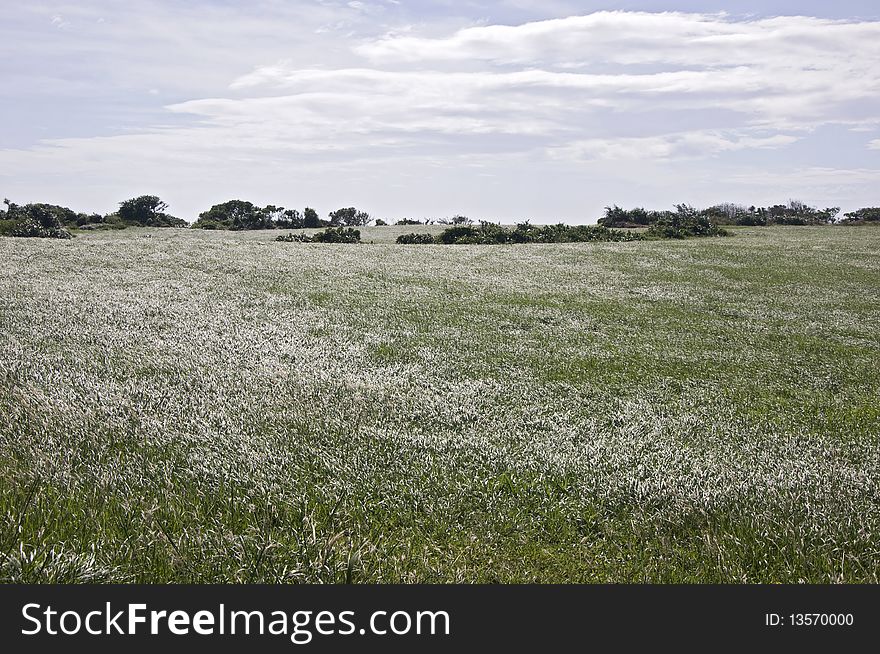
[
  {"left": 435, "top": 222, "right": 511, "bottom": 244},
  {"left": 201, "top": 204, "right": 329, "bottom": 230},
  {"left": 303, "top": 207, "right": 323, "bottom": 228},
  {"left": 1, "top": 199, "right": 107, "bottom": 232},
  {"left": 407, "top": 221, "right": 644, "bottom": 245},
  {"left": 74, "top": 212, "right": 107, "bottom": 227},
  {"left": 702, "top": 203, "right": 763, "bottom": 226},
  {"left": 597, "top": 204, "right": 728, "bottom": 238},
  {"left": 396, "top": 233, "right": 436, "bottom": 244},
  {"left": 313, "top": 227, "right": 361, "bottom": 243},
  {"left": 3, "top": 203, "right": 73, "bottom": 239},
  {"left": 117, "top": 195, "right": 186, "bottom": 227},
  {"left": 733, "top": 207, "right": 768, "bottom": 227},
  {"left": 193, "top": 200, "right": 272, "bottom": 230},
  {"left": 262, "top": 205, "right": 291, "bottom": 229},
  {"left": 328, "top": 207, "right": 371, "bottom": 227},
  {"left": 276, "top": 227, "right": 361, "bottom": 243},
  {"left": 646, "top": 204, "right": 728, "bottom": 239},
  {"left": 395, "top": 218, "right": 425, "bottom": 226},
  {"left": 193, "top": 202, "right": 330, "bottom": 230},
  {"left": 599, "top": 205, "right": 655, "bottom": 227},
  {"left": 374, "top": 219, "right": 388, "bottom": 226},
  {"left": 513, "top": 222, "right": 643, "bottom": 243},
  {"left": 762, "top": 201, "right": 839, "bottom": 226},
  {"left": 273, "top": 209, "right": 303, "bottom": 229},
  {"left": 275, "top": 232, "right": 311, "bottom": 243},
  {"left": 841, "top": 207, "right": 880, "bottom": 224},
  {"left": 603, "top": 200, "right": 839, "bottom": 228}
]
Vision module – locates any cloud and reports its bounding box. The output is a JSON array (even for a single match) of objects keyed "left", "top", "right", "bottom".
[
  {"left": 548, "top": 131, "right": 800, "bottom": 162},
  {"left": 2, "top": 7, "right": 880, "bottom": 219},
  {"left": 357, "top": 11, "right": 880, "bottom": 70},
  {"left": 356, "top": 12, "right": 880, "bottom": 128}
]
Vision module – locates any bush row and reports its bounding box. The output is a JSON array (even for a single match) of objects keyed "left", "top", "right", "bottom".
[
  {"left": 3, "top": 194, "right": 878, "bottom": 241},
  {"left": 396, "top": 211, "right": 727, "bottom": 245},
  {"left": 275, "top": 227, "right": 361, "bottom": 243},
  {"left": 598, "top": 200, "right": 880, "bottom": 228}
]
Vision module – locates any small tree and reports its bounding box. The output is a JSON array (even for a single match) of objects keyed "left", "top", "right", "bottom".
[
  {"left": 303, "top": 207, "right": 322, "bottom": 228},
  {"left": 117, "top": 195, "right": 186, "bottom": 227},
  {"left": 842, "top": 207, "right": 880, "bottom": 223},
  {"left": 328, "top": 207, "right": 371, "bottom": 227},
  {"left": 193, "top": 200, "right": 265, "bottom": 230}
]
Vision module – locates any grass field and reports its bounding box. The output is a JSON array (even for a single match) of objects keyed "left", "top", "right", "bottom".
[{"left": 1, "top": 225, "right": 879, "bottom": 583}]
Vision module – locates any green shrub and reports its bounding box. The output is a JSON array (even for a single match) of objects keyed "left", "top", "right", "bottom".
[
  {"left": 646, "top": 205, "right": 728, "bottom": 239},
  {"left": 396, "top": 233, "right": 436, "bottom": 244},
  {"left": 117, "top": 195, "right": 186, "bottom": 227},
  {"left": 841, "top": 208, "right": 880, "bottom": 224},
  {"left": 423, "top": 221, "right": 644, "bottom": 245},
  {"left": 276, "top": 227, "right": 361, "bottom": 244},
  {"left": 194, "top": 200, "right": 272, "bottom": 230},
  {"left": 6, "top": 204, "right": 73, "bottom": 239},
  {"left": 275, "top": 232, "right": 311, "bottom": 243},
  {"left": 599, "top": 205, "right": 656, "bottom": 227},
  {"left": 0, "top": 219, "right": 18, "bottom": 236}
]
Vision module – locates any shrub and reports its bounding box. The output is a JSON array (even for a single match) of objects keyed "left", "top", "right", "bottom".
[
  {"left": 194, "top": 200, "right": 271, "bottom": 230},
  {"left": 303, "top": 208, "right": 324, "bottom": 228},
  {"left": 275, "top": 232, "right": 311, "bottom": 243},
  {"left": 645, "top": 204, "right": 728, "bottom": 239},
  {"left": 396, "top": 233, "right": 436, "bottom": 244},
  {"left": 276, "top": 227, "right": 361, "bottom": 243},
  {"left": 6, "top": 204, "right": 73, "bottom": 239},
  {"left": 435, "top": 224, "right": 505, "bottom": 244},
  {"left": 117, "top": 195, "right": 186, "bottom": 227},
  {"left": 527, "top": 223, "right": 642, "bottom": 243},
  {"left": 312, "top": 227, "right": 361, "bottom": 243},
  {"left": 423, "top": 221, "right": 644, "bottom": 245},
  {"left": 1, "top": 200, "right": 103, "bottom": 232},
  {"left": 599, "top": 205, "right": 655, "bottom": 227},
  {"left": 841, "top": 208, "right": 880, "bottom": 224},
  {"left": 328, "top": 207, "right": 371, "bottom": 227},
  {"left": 74, "top": 212, "right": 105, "bottom": 227}
]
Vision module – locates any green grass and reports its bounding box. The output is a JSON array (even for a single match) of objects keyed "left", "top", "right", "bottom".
[{"left": 1, "top": 225, "right": 879, "bottom": 582}]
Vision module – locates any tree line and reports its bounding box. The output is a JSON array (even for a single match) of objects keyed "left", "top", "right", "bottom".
[
  {"left": 598, "top": 200, "right": 880, "bottom": 228},
  {"left": 2, "top": 195, "right": 878, "bottom": 241}
]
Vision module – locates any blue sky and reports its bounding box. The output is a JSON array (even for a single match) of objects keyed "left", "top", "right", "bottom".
[{"left": 2, "top": 1, "right": 879, "bottom": 222}]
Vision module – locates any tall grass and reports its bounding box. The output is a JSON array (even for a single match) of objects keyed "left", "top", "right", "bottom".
[{"left": 1, "top": 226, "right": 878, "bottom": 582}]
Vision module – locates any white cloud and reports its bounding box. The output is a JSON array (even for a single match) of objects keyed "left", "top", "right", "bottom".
[
  {"left": 3, "top": 7, "right": 880, "bottom": 219},
  {"left": 357, "top": 11, "right": 880, "bottom": 70},
  {"left": 548, "top": 131, "right": 800, "bottom": 162},
  {"left": 356, "top": 12, "right": 880, "bottom": 128}
]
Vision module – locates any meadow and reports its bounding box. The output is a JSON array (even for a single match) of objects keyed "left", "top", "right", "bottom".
[{"left": 1, "top": 225, "right": 878, "bottom": 583}]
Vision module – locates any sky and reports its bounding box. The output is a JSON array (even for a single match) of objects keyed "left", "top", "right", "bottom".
[{"left": 2, "top": 1, "right": 880, "bottom": 223}]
